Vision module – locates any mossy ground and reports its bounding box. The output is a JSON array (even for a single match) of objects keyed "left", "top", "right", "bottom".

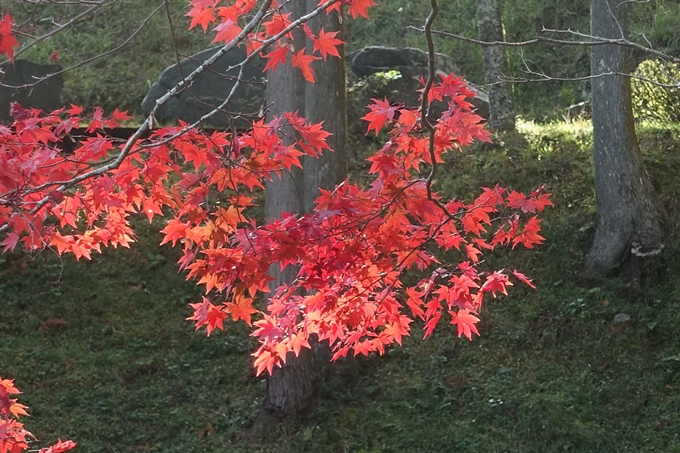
[{"left": 3, "top": 121, "right": 680, "bottom": 452}]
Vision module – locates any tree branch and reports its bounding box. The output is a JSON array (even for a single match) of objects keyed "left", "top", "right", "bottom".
[
  {"left": 407, "top": 25, "right": 680, "bottom": 64},
  {"left": 0, "top": 0, "right": 344, "bottom": 234}
]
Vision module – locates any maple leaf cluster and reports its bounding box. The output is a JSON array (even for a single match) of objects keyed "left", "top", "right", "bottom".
[
  {"left": 186, "top": 0, "right": 364, "bottom": 83},
  {"left": 165, "top": 75, "right": 549, "bottom": 375},
  {"left": 0, "top": 0, "right": 552, "bottom": 376},
  {"left": 0, "top": 378, "right": 76, "bottom": 453}
]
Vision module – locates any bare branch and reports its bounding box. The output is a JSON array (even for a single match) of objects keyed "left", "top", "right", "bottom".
[
  {"left": 406, "top": 26, "right": 680, "bottom": 65},
  {"left": 420, "top": 0, "right": 452, "bottom": 218}
]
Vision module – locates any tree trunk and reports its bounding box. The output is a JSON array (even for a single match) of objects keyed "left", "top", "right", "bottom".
[
  {"left": 584, "top": 0, "right": 666, "bottom": 276},
  {"left": 302, "top": 6, "right": 347, "bottom": 211},
  {"left": 256, "top": 0, "right": 347, "bottom": 430},
  {"left": 476, "top": 0, "right": 514, "bottom": 131}
]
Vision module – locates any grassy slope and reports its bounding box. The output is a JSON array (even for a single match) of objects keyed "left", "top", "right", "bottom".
[{"left": 2, "top": 121, "right": 680, "bottom": 452}]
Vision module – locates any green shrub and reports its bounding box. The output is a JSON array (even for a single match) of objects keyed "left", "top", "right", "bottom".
[{"left": 632, "top": 59, "right": 680, "bottom": 123}]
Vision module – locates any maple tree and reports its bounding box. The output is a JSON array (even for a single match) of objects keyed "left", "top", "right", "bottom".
[{"left": 0, "top": 0, "right": 551, "bottom": 382}]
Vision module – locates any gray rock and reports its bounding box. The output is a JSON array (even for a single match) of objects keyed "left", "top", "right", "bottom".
[
  {"left": 348, "top": 46, "right": 488, "bottom": 118},
  {"left": 142, "top": 47, "right": 266, "bottom": 128},
  {"left": 143, "top": 45, "right": 488, "bottom": 129},
  {"left": 0, "top": 60, "right": 63, "bottom": 123},
  {"left": 348, "top": 46, "right": 460, "bottom": 78}
]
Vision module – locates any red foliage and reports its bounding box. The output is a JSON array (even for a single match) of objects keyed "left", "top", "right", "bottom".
[
  {"left": 0, "top": 14, "right": 18, "bottom": 62},
  {"left": 0, "top": 0, "right": 551, "bottom": 379},
  {"left": 0, "top": 379, "right": 76, "bottom": 453}
]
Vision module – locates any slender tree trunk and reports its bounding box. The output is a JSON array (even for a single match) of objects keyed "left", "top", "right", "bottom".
[
  {"left": 256, "top": 0, "right": 346, "bottom": 430},
  {"left": 302, "top": 6, "right": 347, "bottom": 211},
  {"left": 476, "top": 0, "right": 514, "bottom": 130},
  {"left": 584, "top": 0, "right": 666, "bottom": 276}
]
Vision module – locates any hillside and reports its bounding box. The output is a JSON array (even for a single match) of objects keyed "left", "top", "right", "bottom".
[{"left": 2, "top": 120, "right": 680, "bottom": 452}]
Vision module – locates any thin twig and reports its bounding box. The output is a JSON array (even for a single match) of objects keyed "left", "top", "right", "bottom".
[
  {"left": 420, "top": 0, "right": 451, "bottom": 218},
  {"left": 407, "top": 26, "right": 680, "bottom": 64}
]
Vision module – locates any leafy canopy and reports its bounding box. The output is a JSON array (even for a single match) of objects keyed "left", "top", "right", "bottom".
[{"left": 0, "top": 0, "right": 550, "bottom": 381}]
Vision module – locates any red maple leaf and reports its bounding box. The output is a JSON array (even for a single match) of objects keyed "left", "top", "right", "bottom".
[
  {"left": 0, "top": 384, "right": 10, "bottom": 417},
  {"left": 38, "top": 439, "right": 77, "bottom": 453},
  {"left": 312, "top": 29, "right": 343, "bottom": 60},
  {"left": 464, "top": 243, "right": 482, "bottom": 263},
  {"left": 263, "top": 45, "right": 289, "bottom": 72},
  {"left": 320, "top": 0, "right": 344, "bottom": 14},
  {"left": 1, "top": 232, "right": 20, "bottom": 254},
  {"left": 507, "top": 190, "right": 554, "bottom": 213},
  {"left": 252, "top": 315, "right": 285, "bottom": 343},
  {"left": 0, "top": 14, "right": 19, "bottom": 62},
  {"left": 291, "top": 50, "right": 319, "bottom": 83},
  {"left": 362, "top": 98, "right": 398, "bottom": 136},
  {"left": 187, "top": 297, "right": 227, "bottom": 336},
  {"left": 263, "top": 12, "right": 291, "bottom": 37},
  {"left": 452, "top": 309, "right": 480, "bottom": 340},
  {"left": 213, "top": 18, "right": 242, "bottom": 44},
  {"left": 481, "top": 271, "right": 511, "bottom": 297},
  {"left": 512, "top": 216, "right": 545, "bottom": 249},
  {"left": 187, "top": 1, "right": 217, "bottom": 32},
  {"left": 511, "top": 269, "right": 536, "bottom": 289},
  {"left": 112, "top": 108, "right": 131, "bottom": 122},
  {"left": 66, "top": 104, "right": 83, "bottom": 116},
  {"left": 348, "top": 0, "right": 377, "bottom": 19}
]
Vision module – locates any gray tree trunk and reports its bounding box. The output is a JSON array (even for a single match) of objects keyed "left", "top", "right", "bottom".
[
  {"left": 476, "top": 0, "right": 514, "bottom": 130},
  {"left": 584, "top": 0, "right": 666, "bottom": 276},
  {"left": 256, "top": 0, "right": 347, "bottom": 429}
]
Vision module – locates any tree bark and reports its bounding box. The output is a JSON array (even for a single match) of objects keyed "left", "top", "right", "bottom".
[
  {"left": 476, "top": 0, "right": 514, "bottom": 131},
  {"left": 302, "top": 6, "right": 347, "bottom": 212},
  {"left": 256, "top": 0, "right": 347, "bottom": 430},
  {"left": 584, "top": 0, "right": 666, "bottom": 276}
]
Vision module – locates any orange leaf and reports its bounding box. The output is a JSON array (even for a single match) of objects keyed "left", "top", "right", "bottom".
[
  {"left": 226, "top": 295, "right": 258, "bottom": 326},
  {"left": 253, "top": 348, "right": 277, "bottom": 376}
]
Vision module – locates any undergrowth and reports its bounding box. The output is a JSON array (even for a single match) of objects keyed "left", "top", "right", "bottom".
[{"left": 2, "top": 121, "right": 680, "bottom": 452}]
